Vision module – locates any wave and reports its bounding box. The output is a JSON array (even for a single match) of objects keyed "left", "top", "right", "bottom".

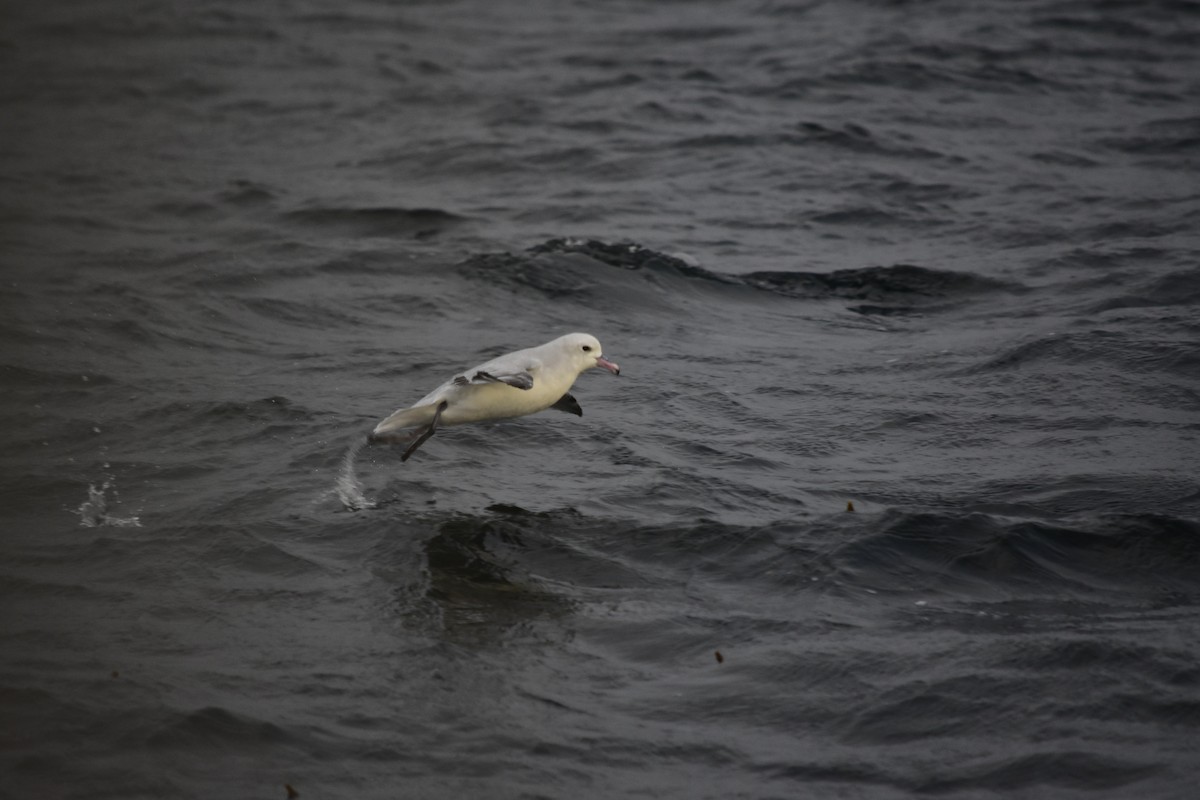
[
  {"left": 740, "top": 262, "right": 1010, "bottom": 300},
  {"left": 915, "top": 751, "right": 1161, "bottom": 794},
  {"left": 145, "top": 706, "right": 298, "bottom": 750},
  {"left": 1092, "top": 268, "right": 1200, "bottom": 311},
  {"left": 0, "top": 362, "right": 116, "bottom": 389},
  {"left": 370, "top": 504, "right": 1200, "bottom": 613},
  {"left": 281, "top": 206, "right": 468, "bottom": 239},
  {"left": 475, "top": 239, "right": 1017, "bottom": 313},
  {"left": 960, "top": 329, "right": 1200, "bottom": 378},
  {"left": 825, "top": 510, "right": 1200, "bottom": 602},
  {"left": 218, "top": 178, "right": 276, "bottom": 207}
]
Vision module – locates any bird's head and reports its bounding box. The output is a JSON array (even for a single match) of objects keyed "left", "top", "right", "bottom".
[{"left": 560, "top": 332, "right": 620, "bottom": 376}]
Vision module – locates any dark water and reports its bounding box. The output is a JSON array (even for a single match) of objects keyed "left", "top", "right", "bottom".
[{"left": 3, "top": 0, "right": 1200, "bottom": 797}]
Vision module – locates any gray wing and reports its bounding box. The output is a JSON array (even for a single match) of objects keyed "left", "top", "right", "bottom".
[
  {"left": 454, "top": 370, "right": 534, "bottom": 391},
  {"left": 549, "top": 392, "right": 582, "bottom": 417}
]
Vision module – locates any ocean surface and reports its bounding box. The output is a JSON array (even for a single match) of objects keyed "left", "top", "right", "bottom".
[{"left": 2, "top": 0, "right": 1199, "bottom": 798}]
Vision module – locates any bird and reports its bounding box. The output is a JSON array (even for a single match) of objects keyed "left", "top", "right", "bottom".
[{"left": 367, "top": 332, "right": 621, "bottom": 461}]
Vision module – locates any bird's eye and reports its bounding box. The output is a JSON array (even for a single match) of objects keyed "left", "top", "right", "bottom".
[{"left": 582, "top": 345, "right": 592, "bottom": 352}]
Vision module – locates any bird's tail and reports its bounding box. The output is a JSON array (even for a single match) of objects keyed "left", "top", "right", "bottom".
[{"left": 366, "top": 403, "right": 440, "bottom": 444}]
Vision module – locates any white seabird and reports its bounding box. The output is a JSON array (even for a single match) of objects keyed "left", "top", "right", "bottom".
[{"left": 367, "top": 332, "right": 621, "bottom": 461}]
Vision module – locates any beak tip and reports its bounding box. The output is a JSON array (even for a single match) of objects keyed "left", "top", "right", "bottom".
[{"left": 596, "top": 356, "right": 621, "bottom": 375}]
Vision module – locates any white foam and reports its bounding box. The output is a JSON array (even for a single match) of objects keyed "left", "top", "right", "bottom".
[
  {"left": 334, "top": 440, "right": 375, "bottom": 512},
  {"left": 77, "top": 480, "right": 141, "bottom": 528}
]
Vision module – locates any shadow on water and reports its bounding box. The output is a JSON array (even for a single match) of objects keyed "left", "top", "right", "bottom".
[{"left": 387, "top": 506, "right": 582, "bottom": 643}]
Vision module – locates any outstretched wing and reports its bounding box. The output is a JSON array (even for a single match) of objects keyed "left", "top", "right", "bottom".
[{"left": 454, "top": 370, "right": 534, "bottom": 391}]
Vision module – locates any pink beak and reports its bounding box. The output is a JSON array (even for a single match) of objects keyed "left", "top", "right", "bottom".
[{"left": 595, "top": 356, "right": 620, "bottom": 375}]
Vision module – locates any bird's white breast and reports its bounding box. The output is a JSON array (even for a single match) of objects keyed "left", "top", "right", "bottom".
[{"left": 439, "top": 364, "right": 574, "bottom": 426}]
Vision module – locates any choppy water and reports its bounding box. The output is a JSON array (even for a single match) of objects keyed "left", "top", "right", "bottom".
[{"left": 3, "top": 1, "right": 1200, "bottom": 798}]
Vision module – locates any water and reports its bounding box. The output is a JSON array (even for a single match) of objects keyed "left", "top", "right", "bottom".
[{"left": 2, "top": 0, "right": 1199, "bottom": 797}]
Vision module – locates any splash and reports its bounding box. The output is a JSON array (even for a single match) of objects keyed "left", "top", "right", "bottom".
[
  {"left": 77, "top": 480, "right": 142, "bottom": 528},
  {"left": 334, "top": 439, "right": 375, "bottom": 511}
]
